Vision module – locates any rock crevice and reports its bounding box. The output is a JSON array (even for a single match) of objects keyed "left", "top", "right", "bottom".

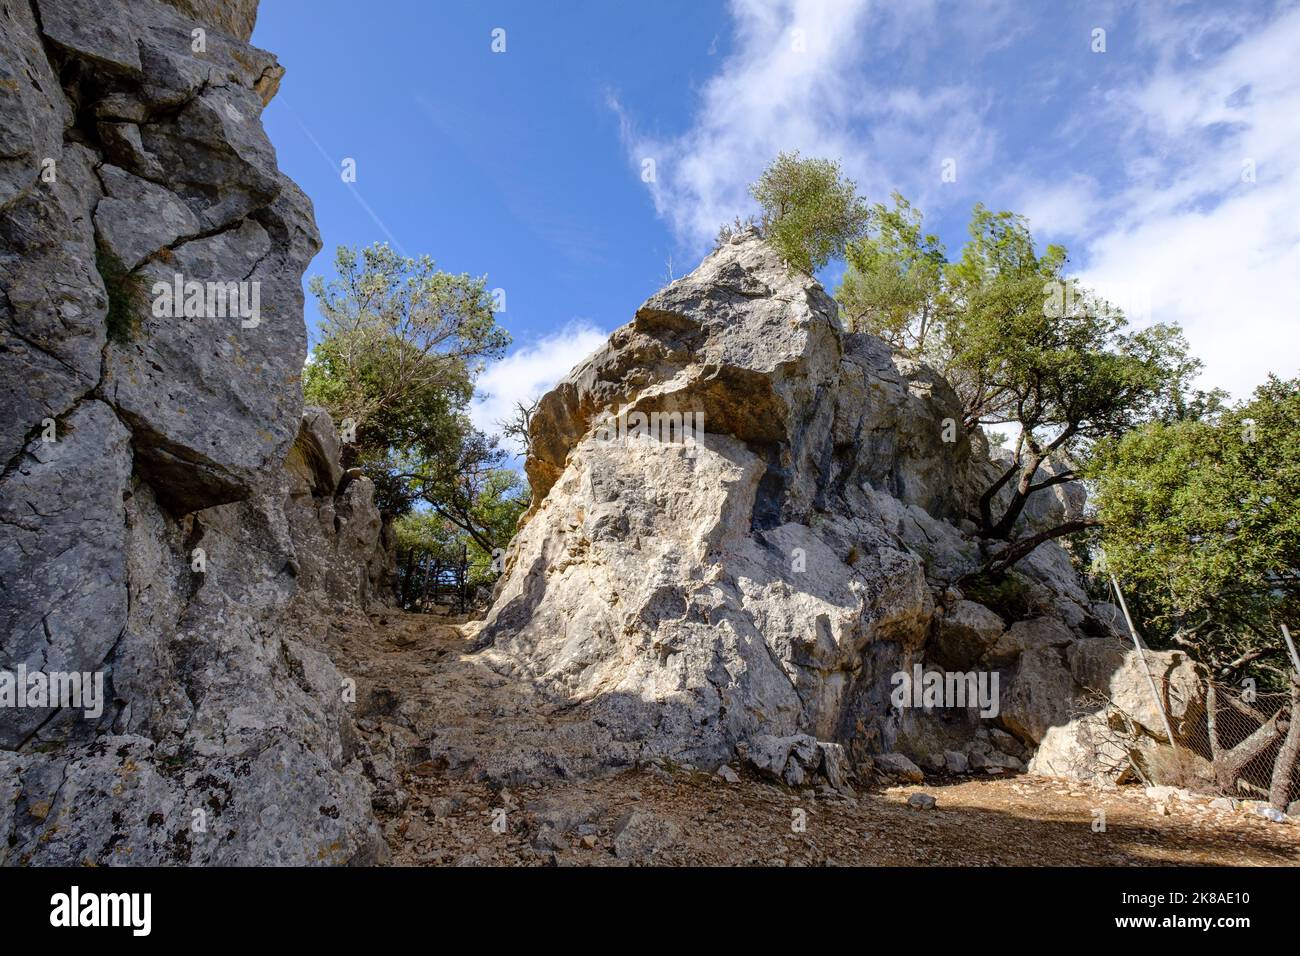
[{"left": 1, "top": 0, "right": 392, "bottom": 865}]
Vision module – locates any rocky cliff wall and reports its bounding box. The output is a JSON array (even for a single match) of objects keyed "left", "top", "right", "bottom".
[
  {"left": 1, "top": 0, "right": 390, "bottom": 864},
  {"left": 0, "top": 0, "right": 1204, "bottom": 864},
  {"left": 478, "top": 229, "right": 1202, "bottom": 785}
]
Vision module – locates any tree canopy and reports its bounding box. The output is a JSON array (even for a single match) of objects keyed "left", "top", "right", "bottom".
[
  {"left": 832, "top": 194, "right": 1205, "bottom": 571},
  {"left": 748, "top": 151, "right": 870, "bottom": 273},
  {"left": 304, "top": 243, "right": 525, "bottom": 595},
  {"left": 837, "top": 192, "right": 950, "bottom": 355},
  {"left": 304, "top": 242, "right": 506, "bottom": 464},
  {"left": 1089, "top": 375, "right": 1300, "bottom": 684}
]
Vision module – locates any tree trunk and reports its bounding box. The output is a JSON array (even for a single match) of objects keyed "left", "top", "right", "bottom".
[
  {"left": 977, "top": 518, "right": 1099, "bottom": 577},
  {"left": 431, "top": 504, "right": 496, "bottom": 554},
  {"left": 981, "top": 425, "right": 1078, "bottom": 540},
  {"left": 1206, "top": 682, "right": 1221, "bottom": 765},
  {"left": 401, "top": 550, "right": 416, "bottom": 608},
  {"left": 1268, "top": 676, "right": 1300, "bottom": 810},
  {"left": 1213, "top": 707, "right": 1284, "bottom": 792},
  {"left": 978, "top": 456, "right": 1021, "bottom": 536},
  {"left": 989, "top": 455, "right": 1042, "bottom": 540}
]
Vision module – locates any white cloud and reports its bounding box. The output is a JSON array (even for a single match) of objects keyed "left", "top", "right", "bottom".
[
  {"left": 1016, "top": 174, "right": 1101, "bottom": 241},
  {"left": 616, "top": 0, "right": 1299, "bottom": 401},
  {"left": 471, "top": 320, "right": 609, "bottom": 453},
  {"left": 613, "top": 0, "right": 998, "bottom": 254},
  {"left": 1072, "top": 3, "right": 1300, "bottom": 399}
]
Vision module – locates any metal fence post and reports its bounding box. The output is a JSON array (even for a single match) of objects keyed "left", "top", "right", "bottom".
[
  {"left": 1282, "top": 624, "right": 1300, "bottom": 676},
  {"left": 1111, "top": 571, "right": 1180, "bottom": 754}
]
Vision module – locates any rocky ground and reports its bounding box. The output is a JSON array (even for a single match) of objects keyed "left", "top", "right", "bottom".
[{"left": 322, "top": 611, "right": 1300, "bottom": 867}]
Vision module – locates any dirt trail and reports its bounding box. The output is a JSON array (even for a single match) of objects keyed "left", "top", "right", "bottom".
[{"left": 319, "top": 611, "right": 1300, "bottom": 866}]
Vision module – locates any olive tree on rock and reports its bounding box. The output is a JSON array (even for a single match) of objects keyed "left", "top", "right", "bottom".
[{"left": 747, "top": 152, "right": 871, "bottom": 274}]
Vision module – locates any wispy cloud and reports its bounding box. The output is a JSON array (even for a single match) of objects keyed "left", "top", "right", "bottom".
[
  {"left": 620, "top": 0, "right": 1298, "bottom": 399},
  {"left": 471, "top": 320, "right": 609, "bottom": 454},
  {"left": 1016, "top": 174, "right": 1102, "bottom": 241},
  {"left": 612, "top": 0, "right": 997, "bottom": 254},
  {"left": 1067, "top": 3, "right": 1300, "bottom": 398}
]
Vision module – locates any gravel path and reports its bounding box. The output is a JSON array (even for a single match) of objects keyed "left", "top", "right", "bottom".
[{"left": 320, "top": 611, "right": 1300, "bottom": 866}]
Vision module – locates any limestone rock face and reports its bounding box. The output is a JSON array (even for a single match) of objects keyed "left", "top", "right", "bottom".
[
  {"left": 284, "top": 408, "right": 397, "bottom": 613},
  {"left": 1000, "top": 646, "right": 1079, "bottom": 746},
  {"left": 0, "top": 401, "right": 132, "bottom": 749},
  {"left": 931, "top": 600, "right": 1006, "bottom": 670},
  {"left": 159, "top": 0, "right": 261, "bottom": 41},
  {"left": 986, "top": 616, "right": 1075, "bottom": 669},
  {"left": 1, "top": 1, "right": 390, "bottom": 865},
  {"left": 1028, "top": 645, "right": 1208, "bottom": 781},
  {"left": 481, "top": 233, "right": 951, "bottom": 768},
  {"left": 477, "top": 230, "right": 1117, "bottom": 777}
]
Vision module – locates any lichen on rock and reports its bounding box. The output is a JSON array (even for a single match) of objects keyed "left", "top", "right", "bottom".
[{"left": 1, "top": 0, "right": 391, "bottom": 865}]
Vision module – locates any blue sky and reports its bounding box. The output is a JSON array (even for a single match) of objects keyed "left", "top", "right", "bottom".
[{"left": 254, "top": 0, "right": 1300, "bottom": 445}]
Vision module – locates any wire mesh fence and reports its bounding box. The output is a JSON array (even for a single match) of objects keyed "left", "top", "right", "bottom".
[
  {"left": 1078, "top": 650, "right": 1300, "bottom": 808},
  {"left": 1174, "top": 678, "right": 1300, "bottom": 807}
]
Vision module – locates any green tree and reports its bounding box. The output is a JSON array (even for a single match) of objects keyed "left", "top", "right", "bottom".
[
  {"left": 1089, "top": 375, "right": 1300, "bottom": 685},
  {"left": 835, "top": 197, "right": 1204, "bottom": 574},
  {"left": 304, "top": 242, "right": 510, "bottom": 516},
  {"left": 306, "top": 243, "right": 505, "bottom": 438},
  {"left": 942, "top": 204, "right": 1069, "bottom": 431},
  {"left": 392, "top": 511, "right": 463, "bottom": 609},
  {"left": 926, "top": 206, "right": 1203, "bottom": 573},
  {"left": 462, "top": 468, "right": 530, "bottom": 583},
  {"left": 392, "top": 466, "right": 528, "bottom": 609},
  {"left": 836, "top": 192, "right": 950, "bottom": 354},
  {"left": 748, "top": 152, "right": 871, "bottom": 273},
  {"left": 398, "top": 429, "right": 526, "bottom": 555},
  {"left": 304, "top": 243, "right": 525, "bottom": 596},
  {"left": 960, "top": 291, "right": 1203, "bottom": 554}
]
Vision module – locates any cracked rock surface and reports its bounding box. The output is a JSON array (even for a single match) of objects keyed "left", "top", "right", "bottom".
[
  {"left": 476, "top": 230, "right": 1194, "bottom": 785},
  {"left": 2, "top": 0, "right": 1218, "bottom": 866},
  {"left": 1, "top": 0, "right": 389, "bottom": 865}
]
